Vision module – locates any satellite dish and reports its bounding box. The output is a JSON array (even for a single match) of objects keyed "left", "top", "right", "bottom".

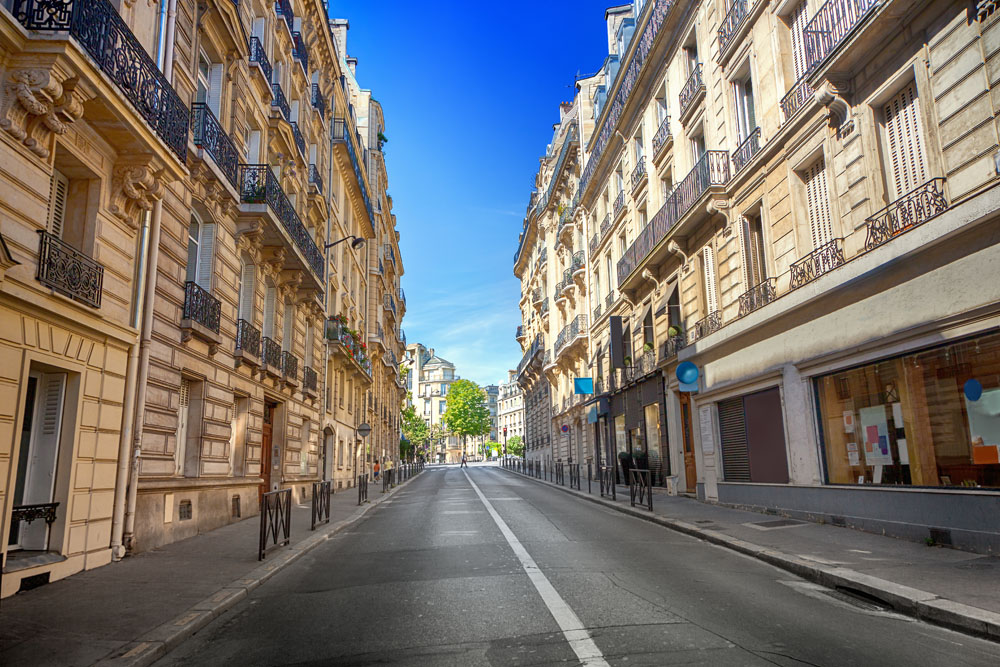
[{"left": 357, "top": 423, "right": 372, "bottom": 438}]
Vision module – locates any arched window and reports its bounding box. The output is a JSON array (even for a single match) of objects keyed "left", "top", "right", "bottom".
[
  {"left": 185, "top": 213, "right": 215, "bottom": 291},
  {"left": 263, "top": 279, "right": 277, "bottom": 339},
  {"left": 238, "top": 257, "right": 256, "bottom": 323}
]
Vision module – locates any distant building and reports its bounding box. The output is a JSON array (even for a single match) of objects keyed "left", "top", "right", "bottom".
[
  {"left": 498, "top": 371, "right": 525, "bottom": 453},
  {"left": 405, "top": 343, "right": 462, "bottom": 462}
]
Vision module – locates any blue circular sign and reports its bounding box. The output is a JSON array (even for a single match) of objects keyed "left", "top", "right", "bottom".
[
  {"left": 964, "top": 379, "right": 983, "bottom": 402},
  {"left": 676, "top": 361, "right": 699, "bottom": 385},
  {"left": 561, "top": 424, "right": 569, "bottom": 433}
]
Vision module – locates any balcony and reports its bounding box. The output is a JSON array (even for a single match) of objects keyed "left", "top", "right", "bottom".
[
  {"left": 538, "top": 124, "right": 579, "bottom": 214},
  {"left": 532, "top": 288, "right": 543, "bottom": 308},
  {"left": 292, "top": 31, "right": 308, "bottom": 75},
  {"left": 239, "top": 165, "right": 324, "bottom": 281},
  {"left": 605, "top": 291, "right": 614, "bottom": 310},
  {"left": 11, "top": 0, "right": 189, "bottom": 161},
  {"left": 271, "top": 83, "right": 290, "bottom": 121},
  {"left": 191, "top": 103, "right": 240, "bottom": 190},
  {"left": 790, "top": 238, "right": 846, "bottom": 290},
  {"left": 540, "top": 298, "right": 550, "bottom": 318},
  {"left": 630, "top": 157, "right": 647, "bottom": 194},
  {"left": 181, "top": 281, "right": 222, "bottom": 347},
  {"left": 309, "top": 164, "right": 323, "bottom": 194},
  {"left": 383, "top": 293, "right": 397, "bottom": 317},
  {"left": 613, "top": 190, "right": 626, "bottom": 219},
  {"left": 658, "top": 335, "right": 685, "bottom": 363},
  {"left": 589, "top": 233, "right": 600, "bottom": 255},
  {"left": 275, "top": 0, "right": 293, "bottom": 35},
  {"left": 555, "top": 315, "right": 588, "bottom": 358},
  {"left": 332, "top": 118, "right": 374, "bottom": 227},
  {"left": 863, "top": 178, "right": 948, "bottom": 253},
  {"left": 262, "top": 336, "right": 281, "bottom": 376},
  {"left": 652, "top": 116, "right": 672, "bottom": 159},
  {"left": 311, "top": 84, "right": 326, "bottom": 119},
  {"left": 325, "top": 319, "right": 373, "bottom": 380},
  {"left": 803, "top": 0, "right": 880, "bottom": 73},
  {"left": 281, "top": 351, "right": 299, "bottom": 386},
  {"left": 688, "top": 311, "right": 723, "bottom": 344},
  {"left": 571, "top": 250, "right": 585, "bottom": 277},
  {"left": 617, "top": 151, "right": 729, "bottom": 285},
  {"left": 303, "top": 366, "right": 318, "bottom": 398},
  {"left": 678, "top": 65, "right": 705, "bottom": 124},
  {"left": 717, "top": 0, "right": 749, "bottom": 57},
  {"left": 731, "top": 127, "right": 761, "bottom": 175},
  {"left": 249, "top": 36, "right": 273, "bottom": 84},
  {"left": 35, "top": 230, "right": 103, "bottom": 308},
  {"left": 516, "top": 325, "right": 525, "bottom": 341},
  {"left": 593, "top": 303, "right": 602, "bottom": 319},
  {"left": 737, "top": 278, "right": 777, "bottom": 318},
  {"left": 516, "top": 334, "right": 543, "bottom": 379},
  {"left": 235, "top": 318, "right": 261, "bottom": 368},
  {"left": 780, "top": 76, "right": 814, "bottom": 125},
  {"left": 398, "top": 287, "right": 406, "bottom": 307},
  {"left": 290, "top": 121, "right": 306, "bottom": 158}
]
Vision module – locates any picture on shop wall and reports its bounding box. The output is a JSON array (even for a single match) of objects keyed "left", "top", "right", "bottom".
[
  {"left": 859, "top": 405, "right": 893, "bottom": 466},
  {"left": 966, "top": 387, "right": 1000, "bottom": 465}
]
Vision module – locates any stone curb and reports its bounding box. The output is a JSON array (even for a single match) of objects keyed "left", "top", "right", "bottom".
[
  {"left": 499, "top": 467, "right": 1000, "bottom": 643},
  {"left": 96, "top": 472, "right": 426, "bottom": 666}
]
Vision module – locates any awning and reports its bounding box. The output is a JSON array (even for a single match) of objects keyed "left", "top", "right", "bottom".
[{"left": 656, "top": 282, "right": 677, "bottom": 319}]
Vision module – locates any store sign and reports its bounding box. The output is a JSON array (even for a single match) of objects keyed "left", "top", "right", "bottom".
[{"left": 574, "top": 377, "right": 594, "bottom": 394}]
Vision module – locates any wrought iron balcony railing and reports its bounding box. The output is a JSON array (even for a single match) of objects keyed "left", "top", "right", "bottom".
[
  {"left": 303, "top": 365, "right": 317, "bottom": 392},
  {"left": 182, "top": 281, "right": 222, "bottom": 334},
  {"left": 271, "top": 82, "right": 290, "bottom": 121},
  {"left": 589, "top": 233, "right": 599, "bottom": 255},
  {"left": 292, "top": 31, "right": 308, "bottom": 75},
  {"left": 600, "top": 213, "right": 611, "bottom": 238},
  {"left": 516, "top": 334, "right": 543, "bottom": 376},
  {"left": 594, "top": 303, "right": 603, "bottom": 319},
  {"left": 688, "top": 311, "right": 723, "bottom": 343},
  {"left": 613, "top": 190, "right": 626, "bottom": 217},
  {"left": 780, "top": 76, "right": 814, "bottom": 124},
  {"left": 731, "top": 127, "right": 761, "bottom": 174},
  {"left": 630, "top": 157, "right": 647, "bottom": 192},
  {"left": 275, "top": 0, "right": 293, "bottom": 33},
  {"left": 36, "top": 230, "right": 104, "bottom": 308},
  {"left": 679, "top": 64, "right": 705, "bottom": 119},
  {"left": 290, "top": 121, "right": 306, "bottom": 157},
  {"left": 191, "top": 103, "right": 240, "bottom": 189},
  {"left": 236, "top": 318, "right": 262, "bottom": 358},
  {"left": 605, "top": 291, "right": 614, "bottom": 309},
  {"left": 262, "top": 336, "right": 281, "bottom": 369},
  {"left": 572, "top": 250, "right": 585, "bottom": 273},
  {"left": 538, "top": 123, "right": 579, "bottom": 213},
  {"left": 332, "top": 118, "right": 374, "bottom": 223},
  {"left": 249, "top": 36, "right": 272, "bottom": 83},
  {"left": 864, "top": 178, "right": 948, "bottom": 252},
  {"left": 11, "top": 0, "right": 189, "bottom": 161},
  {"left": 737, "top": 278, "right": 776, "bottom": 318},
  {"left": 540, "top": 298, "right": 550, "bottom": 315},
  {"left": 790, "top": 238, "right": 846, "bottom": 289},
  {"left": 398, "top": 287, "right": 406, "bottom": 305},
  {"left": 311, "top": 83, "right": 326, "bottom": 118},
  {"left": 516, "top": 325, "right": 525, "bottom": 340},
  {"left": 309, "top": 164, "right": 323, "bottom": 194},
  {"left": 239, "top": 165, "right": 324, "bottom": 279},
  {"left": 532, "top": 288, "right": 542, "bottom": 304},
  {"left": 652, "top": 116, "right": 671, "bottom": 154},
  {"left": 281, "top": 350, "right": 298, "bottom": 381},
  {"left": 555, "top": 315, "right": 589, "bottom": 356},
  {"left": 718, "top": 0, "right": 749, "bottom": 55},
  {"left": 803, "top": 0, "right": 880, "bottom": 72},
  {"left": 658, "top": 335, "right": 686, "bottom": 362}
]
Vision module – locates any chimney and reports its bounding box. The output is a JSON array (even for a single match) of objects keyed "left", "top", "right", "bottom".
[
  {"left": 329, "top": 18, "right": 349, "bottom": 61},
  {"left": 347, "top": 56, "right": 358, "bottom": 76},
  {"left": 559, "top": 101, "right": 572, "bottom": 121}
]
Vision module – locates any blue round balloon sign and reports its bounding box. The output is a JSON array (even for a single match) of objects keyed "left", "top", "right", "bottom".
[
  {"left": 964, "top": 379, "right": 983, "bottom": 402},
  {"left": 676, "top": 361, "right": 699, "bottom": 385}
]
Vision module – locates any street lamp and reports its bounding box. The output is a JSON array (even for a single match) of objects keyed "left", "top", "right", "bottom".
[{"left": 325, "top": 235, "right": 365, "bottom": 250}]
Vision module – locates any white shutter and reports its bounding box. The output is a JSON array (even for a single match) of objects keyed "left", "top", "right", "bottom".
[
  {"left": 196, "top": 223, "right": 215, "bottom": 291},
  {"left": 47, "top": 169, "right": 69, "bottom": 238},
  {"left": 263, "top": 285, "right": 276, "bottom": 338},
  {"left": 18, "top": 372, "right": 66, "bottom": 549},
  {"left": 304, "top": 321, "right": 314, "bottom": 368},
  {"left": 790, "top": 1, "right": 809, "bottom": 80},
  {"left": 227, "top": 397, "right": 237, "bottom": 474},
  {"left": 238, "top": 261, "right": 255, "bottom": 322},
  {"left": 208, "top": 63, "right": 224, "bottom": 118},
  {"left": 282, "top": 302, "right": 294, "bottom": 352},
  {"left": 884, "top": 82, "right": 927, "bottom": 199},
  {"left": 247, "top": 129, "right": 261, "bottom": 163},
  {"left": 737, "top": 215, "right": 750, "bottom": 291},
  {"left": 805, "top": 159, "right": 833, "bottom": 249},
  {"left": 702, "top": 246, "right": 719, "bottom": 314},
  {"left": 176, "top": 380, "right": 190, "bottom": 476}
]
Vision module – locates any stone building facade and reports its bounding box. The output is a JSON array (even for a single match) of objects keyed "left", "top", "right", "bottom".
[
  {"left": 405, "top": 343, "right": 462, "bottom": 463},
  {"left": 498, "top": 370, "right": 525, "bottom": 452}
]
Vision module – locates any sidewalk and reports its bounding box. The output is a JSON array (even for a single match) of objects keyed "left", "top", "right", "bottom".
[
  {"left": 501, "top": 465, "right": 1000, "bottom": 642},
  {"left": 0, "top": 473, "right": 421, "bottom": 667}
]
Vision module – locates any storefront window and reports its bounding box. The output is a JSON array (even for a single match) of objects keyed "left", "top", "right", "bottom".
[
  {"left": 645, "top": 403, "right": 665, "bottom": 485},
  {"left": 615, "top": 415, "right": 627, "bottom": 480},
  {"left": 816, "top": 332, "right": 1000, "bottom": 488}
]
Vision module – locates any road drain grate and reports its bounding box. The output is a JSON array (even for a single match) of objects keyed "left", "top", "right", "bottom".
[
  {"left": 825, "top": 586, "right": 890, "bottom": 612},
  {"left": 754, "top": 519, "right": 805, "bottom": 528}
]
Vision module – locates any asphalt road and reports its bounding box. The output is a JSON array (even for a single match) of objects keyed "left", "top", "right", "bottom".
[{"left": 155, "top": 465, "right": 1000, "bottom": 666}]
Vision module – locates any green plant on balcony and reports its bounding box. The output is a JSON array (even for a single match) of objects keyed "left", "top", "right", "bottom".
[{"left": 667, "top": 325, "right": 684, "bottom": 337}]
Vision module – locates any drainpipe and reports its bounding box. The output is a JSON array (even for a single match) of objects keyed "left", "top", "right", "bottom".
[{"left": 121, "top": 0, "right": 178, "bottom": 554}]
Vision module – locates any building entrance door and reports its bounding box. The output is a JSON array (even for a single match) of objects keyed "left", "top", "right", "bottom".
[{"left": 679, "top": 392, "right": 697, "bottom": 494}]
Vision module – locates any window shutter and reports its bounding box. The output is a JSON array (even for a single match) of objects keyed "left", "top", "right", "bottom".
[
  {"left": 176, "top": 379, "right": 190, "bottom": 476},
  {"left": 227, "top": 396, "right": 237, "bottom": 473},
  {"left": 238, "top": 261, "right": 255, "bottom": 322},
  {"left": 282, "top": 302, "right": 294, "bottom": 352},
  {"left": 208, "top": 63, "right": 224, "bottom": 118},
  {"left": 263, "top": 285, "right": 276, "bottom": 338},
  {"left": 702, "top": 246, "right": 719, "bottom": 314},
  {"left": 47, "top": 169, "right": 69, "bottom": 238},
  {"left": 737, "top": 215, "right": 750, "bottom": 291},
  {"left": 304, "top": 321, "right": 314, "bottom": 368},
  {"left": 790, "top": 1, "right": 809, "bottom": 80},
  {"left": 805, "top": 159, "right": 833, "bottom": 249},
  {"left": 718, "top": 397, "right": 750, "bottom": 482},
  {"left": 18, "top": 372, "right": 66, "bottom": 549},
  {"left": 884, "top": 82, "right": 927, "bottom": 199},
  {"left": 196, "top": 223, "right": 215, "bottom": 291}
]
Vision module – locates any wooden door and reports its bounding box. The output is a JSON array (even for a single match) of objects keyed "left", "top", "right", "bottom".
[
  {"left": 260, "top": 403, "right": 274, "bottom": 503},
  {"left": 679, "top": 392, "right": 697, "bottom": 493}
]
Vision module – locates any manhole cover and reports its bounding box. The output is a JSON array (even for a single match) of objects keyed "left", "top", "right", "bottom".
[{"left": 754, "top": 519, "right": 805, "bottom": 528}]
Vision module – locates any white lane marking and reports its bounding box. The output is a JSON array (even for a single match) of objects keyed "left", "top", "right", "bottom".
[{"left": 463, "top": 471, "right": 609, "bottom": 667}]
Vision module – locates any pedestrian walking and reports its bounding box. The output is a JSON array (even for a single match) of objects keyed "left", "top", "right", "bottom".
[
  {"left": 460, "top": 454, "right": 468, "bottom": 468},
  {"left": 386, "top": 458, "right": 394, "bottom": 487},
  {"left": 373, "top": 460, "right": 381, "bottom": 480}
]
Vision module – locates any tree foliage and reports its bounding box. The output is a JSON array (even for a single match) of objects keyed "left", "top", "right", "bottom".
[
  {"left": 401, "top": 404, "right": 429, "bottom": 447},
  {"left": 506, "top": 435, "right": 524, "bottom": 457},
  {"left": 443, "top": 379, "right": 491, "bottom": 442}
]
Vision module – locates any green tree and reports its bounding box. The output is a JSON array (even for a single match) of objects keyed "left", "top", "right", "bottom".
[
  {"left": 480, "top": 441, "right": 500, "bottom": 457},
  {"left": 401, "top": 404, "right": 429, "bottom": 448},
  {"left": 443, "top": 379, "right": 490, "bottom": 455},
  {"left": 506, "top": 435, "right": 524, "bottom": 457}
]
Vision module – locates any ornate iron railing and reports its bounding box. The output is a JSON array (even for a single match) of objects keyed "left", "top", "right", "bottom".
[
  {"left": 532, "top": 287, "right": 542, "bottom": 304},
  {"left": 731, "top": 127, "right": 761, "bottom": 174},
  {"left": 555, "top": 315, "right": 588, "bottom": 356},
  {"left": 613, "top": 190, "right": 625, "bottom": 217},
  {"left": 538, "top": 123, "right": 579, "bottom": 214},
  {"left": 309, "top": 164, "right": 323, "bottom": 194},
  {"left": 594, "top": 303, "right": 603, "bottom": 319},
  {"left": 540, "top": 298, "right": 550, "bottom": 315},
  {"left": 311, "top": 83, "right": 326, "bottom": 118},
  {"left": 630, "top": 157, "right": 647, "bottom": 192},
  {"left": 605, "top": 291, "right": 614, "bottom": 309},
  {"left": 281, "top": 351, "right": 298, "bottom": 380},
  {"left": 191, "top": 103, "right": 239, "bottom": 189},
  {"left": 271, "top": 82, "right": 290, "bottom": 121},
  {"left": 292, "top": 31, "right": 308, "bottom": 74},
  {"left": 864, "top": 178, "right": 948, "bottom": 252},
  {"left": 803, "top": 0, "right": 880, "bottom": 72},
  {"left": 262, "top": 336, "right": 281, "bottom": 369},
  {"left": 737, "top": 278, "right": 776, "bottom": 318},
  {"left": 572, "top": 250, "right": 585, "bottom": 273},
  {"left": 689, "top": 310, "right": 723, "bottom": 343},
  {"left": 239, "top": 165, "right": 324, "bottom": 279},
  {"left": 182, "top": 281, "right": 221, "bottom": 333},
  {"left": 718, "top": 0, "right": 749, "bottom": 54},
  {"left": 11, "top": 0, "right": 189, "bottom": 161},
  {"left": 303, "top": 365, "right": 317, "bottom": 392},
  {"left": 275, "top": 0, "right": 294, "bottom": 33},
  {"left": 652, "top": 115, "right": 671, "bottom": 154},
  {"left": 516, "top": 325, "right": 525, "bottom": 339},
  {"left": 589, "top": 233, "right": 599, "bottom": 255},
  {"left": 11, "top": 502, "right": 59, "bottom": 526},
  {"left": 516, "top": 333, "right": 543, "bottom": 376},
  {"left": 36, "top": 230, "right": 104, "bottom": 308},
  {"left": 600, "top": 213, "right": 612, "bottom": 238},
  {"left": 659, "top": 335, "right": 686, "bottom": 361},
  {"left": 290, "top": 121, "right": 306, "bottom": 157},
  {"left": 258, "top": 488, "right": 291, "bottom": 560},
  {"left": 679, "top": 64, "right": 705, "bottom": 118},
  {"left": 332, "top": 119, "right": 374, "bottom": 223},
  {"left": 780, "top": 76, "right": 814, "bottom": 124},
  {"left": 236, "top": 318, "right": 261, "bottom": 357},
  {"left": 398, "top": 287, "right": 406, "bottom": 305},
  {"left": 790, "top": 238, "right": 846, "bottom": 289},
  {"left": 249, "top": 36, "right": 272, "bottom": 83}
]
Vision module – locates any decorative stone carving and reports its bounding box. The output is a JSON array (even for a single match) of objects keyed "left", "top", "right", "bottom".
[
  {"left": 189, "top": 162, "right": 236, "bottom": 222},
  {"left": 815, "top": 79, "right": 851, "bottom": 128},
  {"left": 706, "top": 198, "right": 730, "bottom": 218},
  {"left": 1, "top": 68, "right": 88, "bottom": 159},
  {"left": 109, "top": 157, "right": 165, "bottom": 227}
]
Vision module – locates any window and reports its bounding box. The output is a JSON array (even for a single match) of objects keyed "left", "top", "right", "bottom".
[
  {"left": 691, "top": 132, "right": 706, "bottom": 162},
  {"left": 282, "top": 302, "right": 294, "bottom": 352},
  {"left": 263, "top": 280, "right": 277, "bottom": 339},
  {"left": 618, "top": 235, "right": 627, "bottom": 258},
  {"left": 615, "top": 169, "right": 624, "bottom": 195},
  {"left": 655, "top": 93, "right": 668, "bottom": 123},
  {"left": 304, "top": 321, "right": 314, "bottom": 369},
  {"left": 606, "top": 254, "right": 614, "bottom": 293},
  {"left": 789, "top": 1, "right": 809, "bottom": 81},
  {"left": 238, "top": 258, "right": 255, "bottom": 324},
  {"left": 196, "top": 52, "right": 223, "bottom": 117},
  {"left": 439, "top": 402, "right": 446, "bottom": 415},
  {"left": 740, "top": 213, "right": 766, "bottom": 288},
  {"left": 733, "top": 71, "right": 757, "bottom": 142},
  {"left": 593, "top": 269, "right": 602, "bottom": 303},
  {"left": 701, "top": 246, "right": 719, "bottom": 314},
  {"left": 440, "top": 383, "right": 448, "bottom": 396},
  {"left": 803, "top": 158, "right": 833, "bottom": 249},
  {"left": 882, "top": 82, "right": 927, "bottom": 199},
  {"left": 634, "top": 131, "right": 644, "bottom": 164},
  {"left": 185, "top": 214, "right": 215, "bottom": 291},
  {"left": 245, "top": 127, "right": 261, "bottom": 163}
]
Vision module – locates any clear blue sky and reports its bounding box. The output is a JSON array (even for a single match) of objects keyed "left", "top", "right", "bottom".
[{"left": 331, "top": 1, "right": 612, "bottom": 386}]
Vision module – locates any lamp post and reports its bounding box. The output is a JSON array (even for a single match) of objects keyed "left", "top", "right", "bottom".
[
  {"left": 503, "top": 426, "right": 507, "bottom": 459},
  {"left": 324, "top": 235, "right": 366, "bottom": 251}
]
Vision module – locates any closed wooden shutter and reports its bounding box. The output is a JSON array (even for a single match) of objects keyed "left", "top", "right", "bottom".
[
  {"left": 208, "top": 63, "right": 224, "bottom": 118},
  {"left": 804, "top": 159, "right": 833, "bottom": 249},
  {"left": 282, "top": 302, "right": 294, "bottom": 352},
  {"left": 884, "top": 82, "right": 927, "bottom": 199},
  {"left": 718, "top": 397, "right": 750, "bottom": 482},
  {"left": 304, "top": 320, "right": 314, "bottom": 368},
  {"left": 47, "top": 169, "right": 69, "bottom": 238},
  {"left": 737, "top": 215, "right": 750, "bottom": 291},
  {"left": 790, "top": 1, "right": 809, "bottom": 80},
  {"left": 196, "top": 223, "right": 215, "bottom": 291},
  {"left": 263, "top": 284, "right": 276, "bottom": 338},
  {"left": 238, "top": 261, "right": 255, "bottom": 322},
  {"left": 702, "top": 246, "right": 719, "bottom": 314},
  {"left": 176, "top": 379, "right": 190, "bottom": 476}
]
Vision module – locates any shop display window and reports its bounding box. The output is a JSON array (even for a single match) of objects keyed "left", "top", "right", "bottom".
[{"left": 816, "top": 332, "right": 1000, "bottom": 488}]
